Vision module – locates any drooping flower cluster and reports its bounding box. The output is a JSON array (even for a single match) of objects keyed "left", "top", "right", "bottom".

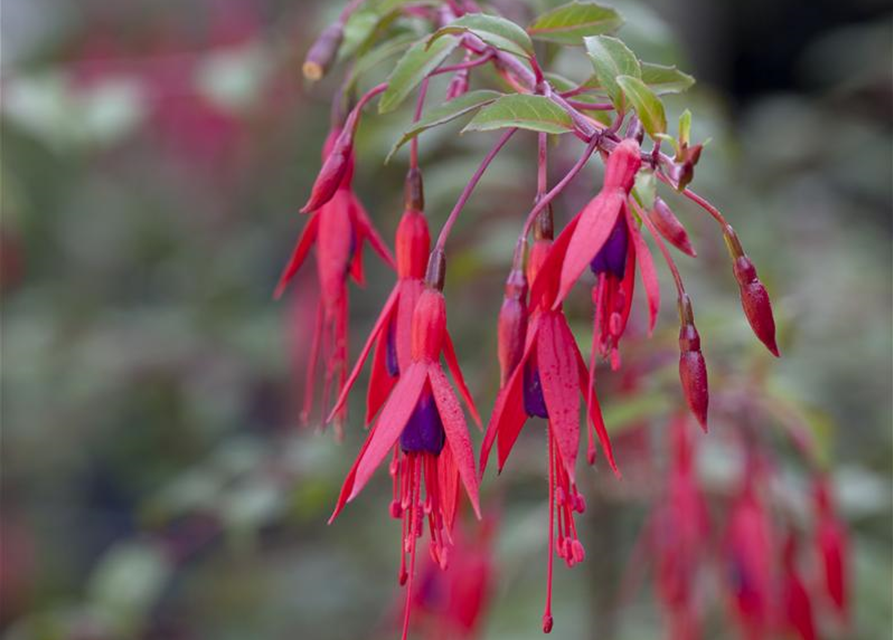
[{"left": 271, "top": 1, "right": 849, "bottom": 637}]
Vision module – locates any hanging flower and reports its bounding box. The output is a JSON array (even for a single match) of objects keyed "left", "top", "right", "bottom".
[
  {"left": 724, "top": 462, "right": 775, "bottom": 640},
  {"left": 329, "top": 258, "right": 481, "bottom": 640},
  {"left": 481, "top": 212, "right": 617, "bottom": 634},
  {"left": 276, "top": 126, "right": 394, "bottom": 436},
  {"left": 647, "top": 415, "right": 709, "bottom": 640}
]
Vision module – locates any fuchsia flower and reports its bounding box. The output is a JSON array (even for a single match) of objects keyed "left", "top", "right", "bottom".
[
  {"left": 275, "top": 126, "right": 394, "bottom": 435},
  {"left": 781, "top": 534, "right": 817, "bottom": 640},
  {"left": 531, "top": 139, "right": 659, "bottom": 372},
  {"left": 481, "top": 213, "right": 617, "bottom": 634},
  {"left": 329, "top": 261, "right": 481, "bottom": 640},
  {"left": 647, "top": 415, "right": 709, "bottom": 640},
  {"left": 329, "top": 169, "right": 479, "bottom": 427},
  {"left": 814, "top": 476, "right": 849, "bottom": 621},
  {"left": 724, "top": 463, "right": 775, "bottom": 640}
]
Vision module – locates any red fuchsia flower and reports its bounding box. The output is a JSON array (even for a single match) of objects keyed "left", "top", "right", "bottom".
[
  {"left": 329, "top": 260, "right": 481, "bottom": 640},
  {"left": 723, "top": 225, "right": 779, "bottom": 357},
  {"left": 647, "top": 415, "right": 710, "bottom": 640},
  {"left": 813, "top": 476, "right": 849, "bottom": 621},
  {"left": 404, "top": 520, "right": 495, "bottom": 640},
  {"left": 327, "top": 169, "right": 473, "bottom": 427},
  {"left": 481, "top": 213, "right": 617, "bottom": 634},
  {"left": 723, "top": 462, "right": 775, "bottom": 640},
  {"left": 276, "top": 125, "right": 394, "bottom": 436},
  {"left": 781, "top": 533, "right": 817, "bottom": 640}
]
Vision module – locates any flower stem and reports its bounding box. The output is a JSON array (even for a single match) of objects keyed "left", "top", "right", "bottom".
[
  {"left": 520, "top": 135, "right": 600, "bottom": 241},
  {"left": 410, "top": 78, "right": 429, "bottom": 171},
  {"left": 433, "top": 128, "right": 517, "bottom": 254}
]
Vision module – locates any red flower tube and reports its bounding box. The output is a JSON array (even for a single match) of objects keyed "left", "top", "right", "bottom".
[
  {"left": 814, "top": 476, "right": 849, "bottom": 621},
  {"left": 781, "top": 534, "right": 817, "bottom": 640}
]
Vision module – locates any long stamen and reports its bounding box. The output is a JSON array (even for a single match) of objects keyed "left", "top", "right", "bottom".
[{"left": 544, "top": 426, "right": 556, "bottom": 634}]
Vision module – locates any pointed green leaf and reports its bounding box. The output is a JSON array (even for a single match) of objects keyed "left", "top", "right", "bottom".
[
  {"left": 379, "top": 35, "right": 459, "bottom": 113},
  {"left": 616, "top": 74, "right": 666, "bottom": 137},
  {"left": 678, "top": 109, "right": 692, "bottom": 146},
  {"left": 640, "top": 62, "right": 695, "bottom": 94},
  {"left": 584, "top": 35, "right": 641, "bottom": 109},
  {"left": 463, "top": 94, "right": 574, "bottom": 134},
  {"left": 387, "top": 90, "right": 503, "bottom": 162},
  {"left": 344, "top": 32, "right": 416, "bottom": 91},
  {"left": 529, "top": 2, "right": 623, "bottom": 45},
  {"left": 431, "top": 14, "right": 534, "bottom": 59}
]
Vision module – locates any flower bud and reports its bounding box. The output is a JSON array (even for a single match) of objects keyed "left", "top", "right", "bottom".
[
  {"left": 649, "top": 197, "right": 696, "bottom": 257},
  {"left": 678, "top": 294, "right": 708, "bottom": 431},
  {"left": 497, "top": 264, "right": 528, "bottom": 387},
  {"left": 724, "top": 225, "right": 779, "bottom": 357},
  {"left": 604, "top": 139, "right": 642, "bottom": 192},
  {"left": 301, "top": 126, "right": 355, "bottom": 213},
  {"left": 302, "top": 23, "right": 344, "bottom": 81},
  {"left": 411, "top": 288, "right": 446, "bottom": 361}
]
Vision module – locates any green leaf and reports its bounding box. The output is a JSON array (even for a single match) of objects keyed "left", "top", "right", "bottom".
[
  {"left": 344, "top": 31, "right": 416, "bottom": 91},
  {"left": 529, "top": 2, "right": 624, "bottom": 45},
  {"left": 432, "top": 13, "right": 534, "bottom": 59},
  {"left": 678, "top": 108, "right": 692, "bottom": 146},
  {"left": 633, "top": 170, "right": 656, "bottom": 210},
  {"left": 584, "top": 35, "right": 641, "bottom": 109},
  {"left": 379, "top": 35, "right": 460, "bottom": 113},
  {"left": 616, "top": 74, "right": 666, "bottom": 137},
  {"left": 463, "top": 94, "right": 574, "bottom": 135},
  {"left": 640, "top": 62, "right": 695, "bottom": 94},
  {"left": 387, "top": 90, "right": 503, "bottom": 162}
]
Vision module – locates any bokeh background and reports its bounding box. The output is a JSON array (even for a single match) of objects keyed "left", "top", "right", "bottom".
[{"left": 2, "top": 1, "right": 891, "bottom": 639}]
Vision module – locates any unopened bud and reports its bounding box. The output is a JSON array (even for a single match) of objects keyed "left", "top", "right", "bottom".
[
  {"left": 649, "top": 197, "right": 696, "bottom": 257},
  {"left": 301, "top": 127, "right": 354, "bottom": 213},
  {"left": 302, "top": 23, "right": 344, "bottom": 81},
  {"left": 724, "top": 225, "right": 779, "bottom": 357},
  {"left": 497, "top": 265, "right": 528, "bottom": 386},
  {"left": 678, "top": 294, "right": 708, "bottom": 431}
]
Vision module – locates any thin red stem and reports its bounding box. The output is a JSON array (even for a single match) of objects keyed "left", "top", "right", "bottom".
[
  {"left": 433, "top": 128, "right": 517, "bottom": 253},
  {"left": 537, "top": 132, "right": 548, "bottom": 198},
  {"left": 520, "top": 135, "right": 601, "bottom": 241},
  {"left": 566, "top": 100, "right": 614, "bottom": 111},
  {"left": 431, "top": 51, "right": 494, "bottom": 76},
  {"left": 633, "top": 199, "right": 686, "bottom": 296},
  {"left": 655, "top": 173, "right": 729, "bottom": 227},
  {"left": 410, "top": 78, "right": 429, "bottom": 170}
]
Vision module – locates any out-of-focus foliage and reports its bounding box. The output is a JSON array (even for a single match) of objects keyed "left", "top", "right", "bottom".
[{"left": 1, "top": 1, "right": 890, "bottom": 639}]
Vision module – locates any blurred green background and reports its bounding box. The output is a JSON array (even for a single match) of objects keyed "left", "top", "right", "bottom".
[{"left": 2, "top": 1, "right": 891, "bottom": 639}]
